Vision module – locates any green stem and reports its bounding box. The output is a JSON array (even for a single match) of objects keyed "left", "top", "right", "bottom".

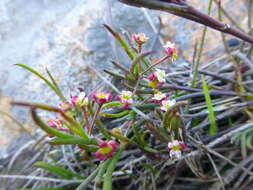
[
  {"left": 96, "top": 159, "right": 111, "bottom": 185},
  {"left": 102, "top": 149, "right": 123, "bottom": 190},
  {"left": 76, "top": 166, "right": 100, "bottom": 190},
  {"left": 89, "top": 104, "right": 103, "bottom": 135},
  {"left": 191, "top": 0, "right": 213, "bottom": 88}
]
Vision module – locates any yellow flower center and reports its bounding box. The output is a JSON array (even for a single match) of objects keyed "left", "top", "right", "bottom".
[
  {"left": 98, "top": 93, "right": 106, "bottom": 99},
  {"left": 100, "top": 146, "right": 112, "bottom": 155},
  {"left": 122, "top": 93, "right": 131, "bottom": 100}
]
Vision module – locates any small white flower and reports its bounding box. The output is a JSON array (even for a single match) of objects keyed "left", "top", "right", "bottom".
[
  {"left": 155, "top": 69, "right": 166, "bottom": 83},
  {"left": 161, "top": 99, "right": 176, "bottom": 112},
  {"left": 152, "top": 91, "right": 167, "bottom": 102},
  {"left": 121, "top": 91, "right": 133, "bottom": 101},
  {"left": 77, "top": 92, "right": 89, "bottom": 106},
  {"left": 163, "top": 41, "right": 175, "bottom": 50},
  {"left": 116, "top": 91, "right": 133, "bottom": 108}
]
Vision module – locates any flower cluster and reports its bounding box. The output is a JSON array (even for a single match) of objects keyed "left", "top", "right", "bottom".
[
  {"left": 147, "top": 69, "right": 166, "bottom": 88},
  {"left": 95, "top": 140, "right": 118, "bottom": 160},
  {"left": 59, "top": 92, "right": 89, "bottom": 112},
  {"left": 151, "top": 90, "right": 176, "bottom": 112},
  {"left": 116, "top": 90, "right": 133, "bottom": 108},
  {"left": 163, "top": 41, "right": 178, "bottom": 61},
  {"left": 132, "top": 33, "right": 149, "bottom": 45},
  {"left": 167, "top": 140, "right": 186, "bottom": 159}
]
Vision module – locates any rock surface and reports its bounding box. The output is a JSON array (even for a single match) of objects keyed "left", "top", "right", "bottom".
[{"left": 0, "top": 0, "right": 250, "bottom": 157}]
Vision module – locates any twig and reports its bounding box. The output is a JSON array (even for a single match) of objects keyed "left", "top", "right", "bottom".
[
  {"left": 206, "top": 153, "right": 225, "bottom": 190},
  {"left": 0, "top": 175, "right": 83, "bottom": 183},
  {"left": 119, "top": 0, "right": 253, "bottom": 44}
]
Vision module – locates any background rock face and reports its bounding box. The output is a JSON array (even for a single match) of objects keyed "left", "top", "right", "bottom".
[{"left": 0, "top": 0, "right": 249, "bottom": 156}]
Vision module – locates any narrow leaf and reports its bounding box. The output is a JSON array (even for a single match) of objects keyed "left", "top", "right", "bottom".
[
  {"left": 76, "top": 166, "right": 100, "bottom": 190},
  {"left": 16, "top": 64, "right": 64, "bottom": 101},
  {"left": 104, "top": 24, "right": 136, "bottom": 60},
  {"left": 201, "top": 75, "right": 217, "bottom": 135},
  {"left": 46, "top": 68, "right": 66, "bottom": 101},
  {"left": 31, "top": 108, "right": 75, "bottom": 138},
  {"left": 35, "top": 161, "right": 84, "bottom": 179},
  {"left": 49, "top": 137, "right": 98, "bottom": 146},
  {"left": 103, "top": 149, "right": 123, "bottom": 190}
]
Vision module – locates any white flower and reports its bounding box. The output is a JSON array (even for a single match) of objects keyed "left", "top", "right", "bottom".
[
  {"left": 161, "top": 99, "right": 176, "bottom": 112},
  {"left": 116, "top": 91, "right": 133, "bottom": 108},
  {"left": 155, "top": 69, "right": 166, "bottom": 83},
  {"left": 121, "top": 91, "right": 133, "bottom": 102},
  {"left": 152, "top": 91, "right": 167, "bottom": 103},
  {"left": 77, "top": 92, "right": 89, "bottom": 106},
  {"left": 163, "top": 41, "right": 175, "bottom": 50},
  {"left": 168, "top": 140, "right": 186, "bottom": 159}
]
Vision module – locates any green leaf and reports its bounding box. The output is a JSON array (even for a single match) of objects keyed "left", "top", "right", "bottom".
[
  {"left": 130, "top": 51, "right": 152, "bottom": 76},
  {"left": 104, "top": 24, "right": 136, "bottom": 60},
  {"left": 49, "top": 137, "right": 98, "bottom": 146},
  {"left": 96, "top": 159, "right": 111, "bottom": 185},
  {"left": 201, "top": 75, "right": 217, "bottom": 136},
  {"left": 102, "top": 101, "right": 122, "bottom": 109},
  {"left": 16, "top": 64, "right": 65, "bottom": 101},
  {"left": 104, "top": 25, "right": 151, "bottom": 69},
  {"left": 12, "top": 102, "right": 88, "bottom": 139},
  {"left": 35, "top": 161, "right": 84, "bottom": 179},
  {"left": 46, "top": 68, "right": 66, "bottom": 101},
  {"left": 103, "top": 149, "right": 123, "bottom": 190},
  {"left": 60, "top": 111, "right": 88, "bottom": 139},
  {"left": 142, "top": 164, "right": 158, "bottom": 176},
  {"left": 31, "top": 108, "right": 75, "bottom": 138},
  {"left": 76, "top": 166, "right": 100, "bottom": 190},
  {"left": 100, "top": 110, "right": 130, "bottom": 118}
]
